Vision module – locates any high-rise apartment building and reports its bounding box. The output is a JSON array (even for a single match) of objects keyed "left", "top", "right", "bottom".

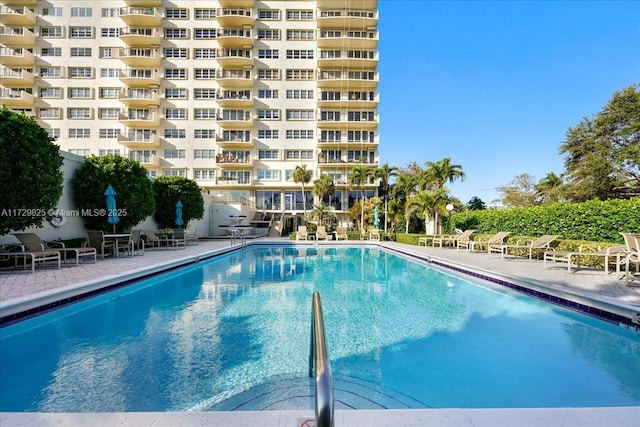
[{"left": 0, "top": 0, "right": 379, "bottom": 218}]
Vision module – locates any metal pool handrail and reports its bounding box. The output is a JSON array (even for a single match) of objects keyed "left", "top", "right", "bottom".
[
  {"left": 309, "top": 292, "right": 334, "bottom": 427},
  {"left": 230, "top": 228, "right": 245, "bottom": 246}
]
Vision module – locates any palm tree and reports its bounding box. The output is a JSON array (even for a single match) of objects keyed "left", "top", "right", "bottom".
[
  {"left": 293, "top": 164, "right": 313, "bottom": 222},
  {"left": 406, "top": 189, "right": 450, "bottom": 235},
  {"left": 424, "top": 158, "right": 466, "bottom": 190},
  {"left": 392, "top": 171, "right": 419, "bottom": 233},
  {"left": 313, "top": 174, "right": 335, "bottom": 206},
  {"left": 535, "top": 172, "right": 565, "bottom": 204},
  {"left": 375, "top": 163, "right": 398, "bottom": 235},
  {"left": 349, "top": 165, "right": 372, "bottom": 231},
  {"left": 309, "top": 202, "right": 336, "bottom": 228}
]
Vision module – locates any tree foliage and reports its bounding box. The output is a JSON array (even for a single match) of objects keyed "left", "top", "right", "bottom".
[
  {"left": 466, "top": 196, "right": 487, "bottom": 210},
  {"left": 312, "top": 174, "right": 335, "bottom": 202},
  {"left": 559, "top": 84, "right": 640, "bottom": 201},
  {"left": 153, "top": 176, "right": 204, "bottom": 229},
  {"left": 71, "top": 155, "right": 155, "bottom": 231},
  {"left": 495, "top": 173, "right": 538, "bottom": 207},
  {"left": 0, "top": 108, "right": 64, "bottom": 235},
  {"left": 292, "top": 164, "right": 312, "bottom": 219}
]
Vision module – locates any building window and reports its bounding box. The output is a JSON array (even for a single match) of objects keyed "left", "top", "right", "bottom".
[
  {"left": 257, "top": 29, "right": 280, "bottom": 40},
  {"left": 164, "top": 108, "right": 187, "bottom": 119},
  {"left": 286, "top": 10, "right": 314, "bottom": 20},
  {"left": 258, "top": 49, "right": 279, "bottom": 59},
  {"left": 99, "top": 149, "right": 121, "bottom": 156},
  {"left": 47, "top": 128, "right": 61, "bottom": 139},
  {"left": 69, "top": 149, "right": 90, "bottom": 157},
  {"left": 286, "top": 50, "right": 314, "bottom": 59},
  {"left": 348, "top": 131, "right": 375, "bottom": 142},
  {"left": 257, "top": 109, "right": 280, "bottom": 120},
  {"left": 194, "top": 129, "right": 216, "bottom": 139},
  {"left": 164, "top": 68, "right": 187, "bottom": 79},
  {"left": 41, "top": 47, "right": 62, "bottom": 56},
  {"left": 68, "top": 67, "right": 93, "bottom": 78},
  {"left": 285, "top": 150, "right": 314, "bottom": 160},
  {"left": 101, "top": 8, "right": 118, "bottom": 18},
  {"left": 99, "top": 129, "right": 120, "bottom": 138},
  {"left": 258, "top": 89, "right": 279, "bottom": 99},
  {"left": 194, "top": 29, "right": 217, "bottom": 39},
  {"left": 194, "top": 69, "right": 216, "bottom": 79},
  {"left": 39, "top": 67, "right": 62, "bottom": 78},
  {"left": 286, "top": 90, "right": 314, "bottom": 99},
  {"left": 40, "top": 27, "right": 63, "bottom": 38},
  {"left": 194, "top": 150, "right": 216, "bottom": 159},
  {"left": 194, "top": 170, "right": 216, "bottom": 180},
  {"left": 165, "top": 8, "right": 188, "bottom": 19},
  {"left": 70, "top": 27, "right": 93, "bottom": 38},
  {"left": 42, "top": 8, "right": 63, "bottom": 17},
  {"left": 194, "top": 109, "right": 216, "bottom": 119},
  {"left": 165, "top": 88, "right": 187, "bottom": 99},
  {"left": 258, "top": 150, "right": 279, "bottom": 160},
  {"left": 194, "top": 9, "right": 216, "bottom": 19},
  {"left": 163, "top": 48, "right": 188, "bottom": 59},
  {"left": 71, "top": 7, "right": 92, "bottom": 17},
  {"left": 38, "top": 108, "right": 61, "bottom": 119},
  {"left": 194, "top": 89, "right": 216, "bottom": 99},
  {"left": 99, "top": 48, "right": 113, "bottom": 58},
  {"left": 68, "top": 108, "right": 91, "bottom": 119},
  {"left": 258, "top": 129, "right": 279, "bottom": 139},
  {"left": 286, "top": 130, "right": 314, "bottom": 139},
  {"left": 223, "top": 130, "right": 250, "bottom": 142},
  {"left": 258, "top": 170, "right": 280, "bottom": 180},
  {"left": 165, "top": 28, "right": 188, "bottom": 39},
  {"left": 194, "top": 48, "right": 217, "bottom": 59},
  {"left": 321, "top": 130, "right": 342, "bottom": 142},
  {"left": 164, "top": 149, "right": 186, "bottom": 159},
  {"left": 257, "top": 69, "right": 280, "bottom": 80},
  {"left": 39, "top": 87, "right": 62, "bottom": 98},
  {"left": 71, "top": 47, "right": 92, "bottom": 57},
  {"left": 164, "top": 129, "right": 186, "bottom": 139},
  {"left": 258, "top": 10, "right": 280, "bottom": 20},
  {"left": 163, "top": 169, "right": 186, "bottom": 177},
  {"left": 286, "top": 110, "right": 315, "bottom": 120},
  {"left": 101, "top": 28, "right": 119, "bottom": 37},
  {"left": 287, "top": 30, "right": 314, "bottom": 40},
  {"left": 100, "top": 68, "right": 118, "bottom": 78},
  {"left": 98, "top": 108, "right": 120, "bottom": 119},
  {"left": 69, "top": 128, "right": 91, "bottom": 138},
  {"left": 286, "top": 69, "right": 315, "bottom": 80},
  {"left": 68, "top": 87, "right": 92, "bottom": 98}
]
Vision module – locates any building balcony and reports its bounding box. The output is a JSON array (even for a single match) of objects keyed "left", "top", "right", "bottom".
[
  {"left": 219, "top": 0, "right": 254, "bottom": 7},
  {"left": 119, "top": 48, "right": 161, "bottom": 67},
  {"left": 0, "top": 27, "right": 36, "bottom": 46},
  {"left": 317, "top": 30, "right": 378, "bottom": 50},
  {"left": 0, "top": 67, "right": 35, "bottom": 86},
  {"left": 119, "top": 27, "right": 161, "bottom": 47},
  {"left": 0, "top": 88, "right": 34, "bottom": 107},
  {"left": 216, "top": 138, "right": 253, "bottom": 149},
  {"left": 119, "top": 110, "right": 161, "bottom": 128},
  {"left": 317, "top": 117, "right": 378, "bottom": 131},
  {"left": 317, "top": 9, "right": 377, "bottom": 30},
  {"left": 216, "top": 49, "right": 253, "bottom": 67},
  {"left": 216, "top": 158, "right": 254, "bottom": 169},
  {"left": 216, "top": 177, "right": 253, "bottom": 187},
  {"left": 318, "top": 71, "right": 378, "bottom": 89},
  {"left": 118, "top": 90, "right": 160, "bottom": 107},
  {"left": 317, "top": 139, "right": 378, "bottom": 149},
  {"left": 318, "top": 94, "right": 378, "bottom": 109},
  {"left": 318, "top": 50, "right": 378, "bottom": 69},
  {"left": 119, "top": 7, "right": 162, "bottom": 27},
  {"left": 317, "top": 0, "right": 377, "bottom": 9},
  {"left": 217, "top": 112, "right": 253, "bottom": 128},
  {"left": 128, "top": 152, "right": 159, "bottom": 166},
  {"left": 1, "top": 0, "right": 37, "bottom": 6},
  {"left": 217, "top": 8, "right": 253, "bottom": 27},
  {"left": 317, "top": 158, "right": 378, "bottom": 168},
  {"left": 0, "top": 6, "right": 37, "bottom": 26},
  {"left": 119, "top": 69, "right": 161, "bottom": 87},
  {"left": 216, "top": 90, "right": 253, "bottom": 108},
  {"left": 217, "top": 69, "right": 253, "bottom": 88},
  {"left": 0, "top": 47, "right": 35, "bottom": 66},
  {"left": 125, "top": 0, "right": 161, "bottom": 6},
  {"left": 217, "top": 28, "right": 253, "bottom": 48},
  {"left": 118, "top": 132, "right": 160, "bottom": 148}
]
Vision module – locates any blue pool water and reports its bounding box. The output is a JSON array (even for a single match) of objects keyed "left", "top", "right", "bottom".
[{"left": 1, "top": 246, "right": 639, "bottom": 412}]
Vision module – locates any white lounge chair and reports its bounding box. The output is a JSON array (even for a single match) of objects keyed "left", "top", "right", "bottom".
[
  {"left": 316, "top": 225, "right": 329, "bottom": 241},
  {"left": 500, "top": 235, "right": 559, "bottom": 260}
]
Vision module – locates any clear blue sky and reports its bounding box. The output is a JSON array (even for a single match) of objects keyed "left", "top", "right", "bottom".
[{"left": 377, "top": 0, "right": 640, "bottom": 205}]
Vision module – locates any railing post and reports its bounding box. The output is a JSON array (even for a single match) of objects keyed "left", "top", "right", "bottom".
[{"left": 309, "top": 292, "right": 334, "bottom": 427}]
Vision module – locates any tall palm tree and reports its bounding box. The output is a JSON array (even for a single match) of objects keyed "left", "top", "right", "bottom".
[
  {"left": 375, "top": 163, "right": 398, "bottom": 234},
  {"left": 349, "top": 165, "right": 372, "bottom": 231},
  {"left": 424, "top": 157, "right": 466, "bottom": 190},
  {"left": 392, "top": 171, "right": 418, "bottom": 233},
  {"left": 406, "top": 189, "right": 450, "bottom": 235},
  {"left": 312, "top": 174, "right": 335, "bottom": 205},
  {"left": 535, "top": 172, "right": 565, "bottom": 204},
  {"left": 292, "top": 164, "right": 312, "bottom": 222}
]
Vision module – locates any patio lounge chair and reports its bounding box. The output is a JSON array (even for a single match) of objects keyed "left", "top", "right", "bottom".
[
  {"left": 185, "top": 228, "right": 198, "bottom": 245},
  {"left": 296, "top": 226, "right": 311, "bottom": 241},
  {"left": 142, "top": 230, "right": 171, "bottom": 249},
  {"left": 621, "top": 232, "right": 640, "bottom": 285},
  {"left": 543, "top": 244, "right": 626, "bottom": 273},
  {"left": 433, "top": 229, "right": 475, "bottom": 248},
  {"left": 0, "top": 245, "right": 61, "bottom": 272},
  {"left": 316, "top": 225, "right": 329, "bottom": 241},
  {"left": 500, "top": 235, "right": 559, "bottom": 260},
  {"left": 13, "top": 232, "right": 96, "bottom": 266},
  {"left": 464, "top": 231, "right": 512, "bottom": 253},
  {"left": 335, "top": 226, "right": 348, "bottom": 240},
  {"left": 369, "top": 228, "right": 381, "bottom": 241}
]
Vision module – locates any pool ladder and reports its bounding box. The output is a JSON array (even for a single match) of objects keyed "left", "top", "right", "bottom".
[
  {"left": 230, "top": 229, "right": 246, "bottom": 247},
  {"left": 309, "top": 292, "right": 334, "bottom": 427}
]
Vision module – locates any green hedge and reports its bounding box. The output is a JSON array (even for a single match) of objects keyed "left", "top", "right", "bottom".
[{"left": 451, "top": 198, "right": 640, "bottom": 243}]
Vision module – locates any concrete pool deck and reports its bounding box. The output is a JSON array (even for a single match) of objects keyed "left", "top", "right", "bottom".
[{"left": 1, "top": 237, "right": 639, "bottom": 426}]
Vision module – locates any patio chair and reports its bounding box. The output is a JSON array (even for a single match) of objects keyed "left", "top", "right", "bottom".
[
  {"left": 0, "top": 244, "right": 61, "bottom": 272},
  {"left": 185, "top": 228, "right": 199, "bottom": 245},
  {"left": 543, "top": 244, "right": 627, "bottom": 273},
  {"left": 296, "top": 225, "right": 311, "bottom": 241},
  {"left": 316, "top": 225, "right": 329, "bottom": 241},
  {"left": 466, "top": 231, "right": 512, "bottom": 253},
  {"left": 369, "top": 227, "right": 381, "bottom": 241},
  {"left": 142, "top": 230, "right": 171, "bottom": 249},
  {"left": 126, "top": 229, "right": 145, "bottom": 255},
  {"left": 85, "top": 230, "right": 127, "bottom": 260},
  {"left": 171, "top": 228, "right": 187, "bottom": 248},
  {"left": 501, "top": 235, "right": 559, "bottom": 260},
  {"left": 12, "top": 232, "right": 96, "bottom": 266},
  {"left": 620, "top": 232, "right": 640, "bottom": 285},
  {"left": 433, "top": 229, "right": 475, "bottom": 249},
  {"left": 335, "top": 226, "right": 348, "bottom": 241}
]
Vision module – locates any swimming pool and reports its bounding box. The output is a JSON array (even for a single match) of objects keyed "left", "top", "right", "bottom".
[{"left": 1, "top": 245, "right": 639, "bottom": 412}]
